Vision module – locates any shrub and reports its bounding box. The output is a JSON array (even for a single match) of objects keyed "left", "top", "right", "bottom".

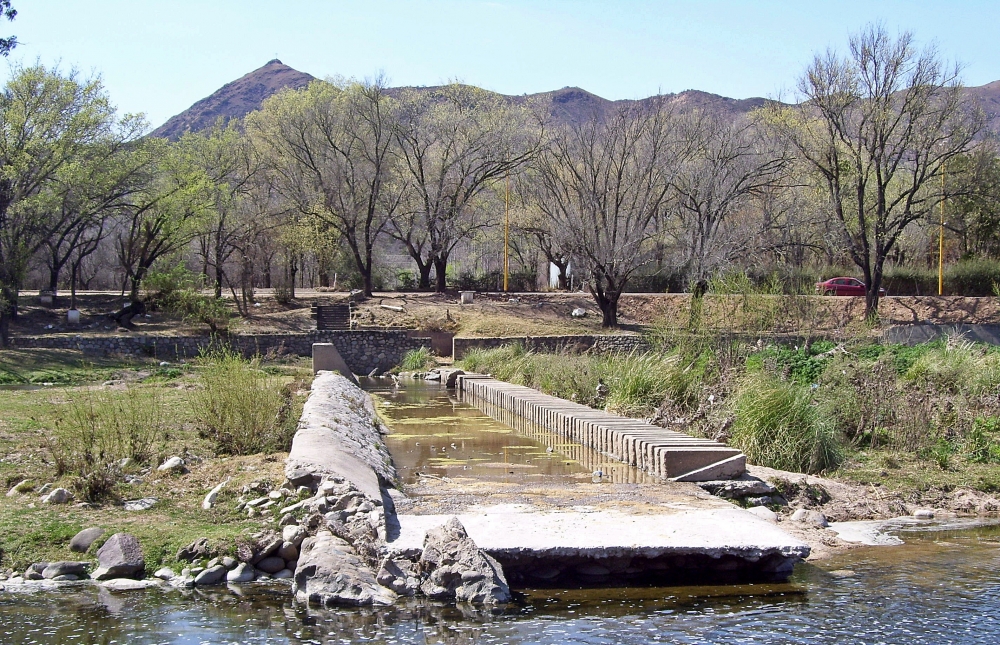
[
  {"left": 192, "top": 349, "right": 292, "bottom": 455},
  {"left": 729, "top": 373, "right": 843, "bottom": 474},
  {"left": 145, "top": 264, "right": 232, "bottom": 332},
  {"left": 50, "top": 387, "right": 167, "bottom": 502},
  {"left": 966, "top": 416, "right": 1000, "bottom": 464},
  {"left": 399, "top": 347, "right": 435, "bottom": 371}
]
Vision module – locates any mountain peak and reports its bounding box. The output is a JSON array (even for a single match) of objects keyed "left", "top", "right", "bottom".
[{"left": 151, "top": 60, "right": 315, "bottom": 140}]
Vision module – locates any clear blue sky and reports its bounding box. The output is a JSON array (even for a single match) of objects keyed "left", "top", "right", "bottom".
[{"left": 7, "top": 1, "right": 1000, "bottom": 129}]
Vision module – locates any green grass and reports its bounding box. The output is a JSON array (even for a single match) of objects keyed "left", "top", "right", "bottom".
[
  {"left": 399, "top": 346, "right": 436, "bottom": 371},
  {"left": 0, "top": 348, "right": 311, "bottom": 572},
  {"left": 0, "top": 349, "right": 154, "bottom": 385},
  {"left": 729, "top": 372, "right": 843, "bottom": 474},
  {"left": 459, "top": 343, "right": 711, "bottom": 417}
]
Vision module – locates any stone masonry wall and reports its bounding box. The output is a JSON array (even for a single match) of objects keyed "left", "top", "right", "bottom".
[
  {"left": 452, "top": 335, "right": 651, "bottom": 360},
  {"left": 11, "top": 331, "right": 429, "bottom": 375}
]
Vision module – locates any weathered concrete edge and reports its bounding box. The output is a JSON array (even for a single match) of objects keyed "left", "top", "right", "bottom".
[{"left": 286, "top": 371, "right": 396, "bottom": 500}]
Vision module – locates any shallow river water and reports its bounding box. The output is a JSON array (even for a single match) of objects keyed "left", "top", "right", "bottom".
[
  {"left": 4, "top": 382, "right": 1000, "bottom": 644},
  {"left": 4, "top": 525, "right": 1000, "bottom": 645}
]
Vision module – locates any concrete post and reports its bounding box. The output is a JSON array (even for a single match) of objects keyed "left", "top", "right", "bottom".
[{"left": 312, "top": 343, "right": 359, "bottom": 385}]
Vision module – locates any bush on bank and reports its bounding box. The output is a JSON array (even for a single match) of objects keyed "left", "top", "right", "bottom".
[
  {"left": 459, "top": 335, "right": 1000, "bottom": 477},
  {"left": 192, "top": 349, "right": 296, "bottom": 455}
]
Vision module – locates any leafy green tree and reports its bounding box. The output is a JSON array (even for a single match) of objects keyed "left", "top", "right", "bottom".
[
  {"left": 41, "top": 113, "right": 150, "bottom": 303},
  {"left": 111, "top": 138, "right": 210, "bottom": 326},
  {"left": 0, "top": 64, "right": 120, "bottom": 345}
]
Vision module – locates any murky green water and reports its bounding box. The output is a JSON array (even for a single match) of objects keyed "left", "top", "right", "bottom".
[
  {"left": 370, "top": 380, "right": 655, "bottom": 485},
  {"left": 4, "top": 524, "right": 1000, "bottom": 644},
  {"left": 5, "top": 380, "right": 1000, "bottom": 643}
]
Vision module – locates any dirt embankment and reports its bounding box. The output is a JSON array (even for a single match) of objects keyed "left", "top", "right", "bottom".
[
  {"left": 746, "top": 465, "right": 1000, "bottom": 559},
  {"left": 10, "top": 291, "right": 1000, "bottom": 340}
]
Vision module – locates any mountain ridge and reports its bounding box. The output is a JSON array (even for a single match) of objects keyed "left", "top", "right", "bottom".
[{"left": 151, "top": 60, "right": 1000, "bottom": 139}]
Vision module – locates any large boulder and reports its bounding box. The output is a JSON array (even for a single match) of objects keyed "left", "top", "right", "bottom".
[
  {"left": 42, "top": 561, "right": 88, "bottom": 579},
  {"left": 418, "top": 517, "right": 510, "bottom": 604},
  {"left": 293, "top": 530, "right": 395, "bottom": 606},
  {"left": 69, "top": 527, "right": 105, "bottom": 553},
  {"left": 91, "top": 533, "right": 144, "bottom": 580}
]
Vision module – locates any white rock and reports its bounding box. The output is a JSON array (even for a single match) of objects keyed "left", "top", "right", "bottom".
[
  {"left": 746, "top": 506, "right": 778, "bottom": 523},
  {"left": 42, "top": 488, "right": 72, "bottom": 504},
  {"left": 157, "top": 456, "right": 185, "bottom": 473},
  {"left": 791, "top": 508, "right": 829, "bottom": 528},
  {"left": 101, "top": 578, "right": 159, "bottom": 591},
  {"left": 913, "top": 508, "right": 935, "bottom": 519},
  {"left": 272, "top": 568, "right": 293, "bottom": 579},
  {"left": 283, "top": 524, "right": 307, "bottom": 547},
  {"left": 153, "top": 567, "right": 176, "bottom": 580},
  {"left": 226, "top": 562, "right": 255, "bottom": 583},
  {"left": 202, "top": 479, "right": 229, "bottom": 510},
  {"left": 6, "top": 479, "right": 31, "bottom": 497},
  {"left": 571, "top": 308, "right": 587, "bottom": 317},
  {"left": 123, "top": 497, "right": 157, "bottom": 511}
]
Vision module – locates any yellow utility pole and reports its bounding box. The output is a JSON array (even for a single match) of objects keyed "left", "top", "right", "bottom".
[
  {"left": 504, "top": 173, "right": 510, "bottom": 292},
  {"left": 939, "top": 170, "right": 945, "bottom": 296}
]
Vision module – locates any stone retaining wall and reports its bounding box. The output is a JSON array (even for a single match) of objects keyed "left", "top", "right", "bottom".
[
  {"left": 452, "top": 334, "right": 650, "bottom": 360},
  {"left": 10, "top": 331, "right": 429, "bottom": 375}
]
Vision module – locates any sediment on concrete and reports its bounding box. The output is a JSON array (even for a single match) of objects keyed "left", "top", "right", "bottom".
[
  {"left": 456, "top": 374, "right": 745, "bottom": 481},
  {"left": 287, "top": 371, "right": 396, "bottom": 499}
]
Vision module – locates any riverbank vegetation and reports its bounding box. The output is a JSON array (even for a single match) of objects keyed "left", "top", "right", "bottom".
[
  {"left": 0, "top": 349, "right": 310, "bottom": 571},
  {"left": 458, "top": 335, "right": 1000, "bottom": 491}
]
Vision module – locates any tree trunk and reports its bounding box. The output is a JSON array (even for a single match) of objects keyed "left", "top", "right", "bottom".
[
  {"left": 417, "top": 262, "right": 433, "bottom": 290},
  {"left": 0, "top": 285, "right": 14, "bottom": 348},
  {"left": 70, "top": 262, "right": 79, "bottom": 310},
  {"left": 361, "top": 268, "right": 374, "bottom": 297},
  {"left": 597, "top": 292, "right": 619, "bottom": 328},
  {"left": 433, "top": 256, "right": 448, "bottom": 293}
]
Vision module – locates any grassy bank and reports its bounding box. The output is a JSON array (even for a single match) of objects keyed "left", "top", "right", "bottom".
[
  {"left": 0, "top": 349, "right": 311, "bottom": 572},
  {"left": 458, "top": 337, "right": 1000, "bottom": 492}
]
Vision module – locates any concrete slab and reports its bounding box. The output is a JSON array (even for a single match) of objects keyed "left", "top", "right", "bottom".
[
  {"left": 390, "top": 507, "right": 808, "bottom": 559},
  {"left": 389, "top": 506, "right": 809, "bottom": 584}
]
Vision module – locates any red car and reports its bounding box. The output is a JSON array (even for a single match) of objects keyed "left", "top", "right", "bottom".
[{"left": 815, "top": 277, "right": 886, "bottom": 296}]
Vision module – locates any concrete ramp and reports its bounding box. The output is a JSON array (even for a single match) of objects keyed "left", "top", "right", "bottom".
[
  {"left": 389, "top": 507, "right": 808, "bottom": 584},
  {"left": 457, "top": 375, "right": 745, "bottom": 481}
]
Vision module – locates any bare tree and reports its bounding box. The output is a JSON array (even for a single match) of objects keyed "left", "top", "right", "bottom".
[
  {"left": 768, "top": 25, "right": 984, "bottom": 319},
  {"left": 248, "top": 77, "right": 403, "bottom": 297},
  {"left": 392, "top": 84, "right": 541, "bottom": 292},
  {"left": 531, "top": 100, "right": 675, "bottom": 327},
  {"left": 667, "top": 111, "right": 788, "bottom": 282}
]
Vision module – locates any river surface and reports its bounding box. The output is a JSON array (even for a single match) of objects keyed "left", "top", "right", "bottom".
[
  {"left": 4, "top": 381, "right": 1000, "bottom": 643},
  {"left": 3, "top": 524, "right": 1000, "bottom": 644}
]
